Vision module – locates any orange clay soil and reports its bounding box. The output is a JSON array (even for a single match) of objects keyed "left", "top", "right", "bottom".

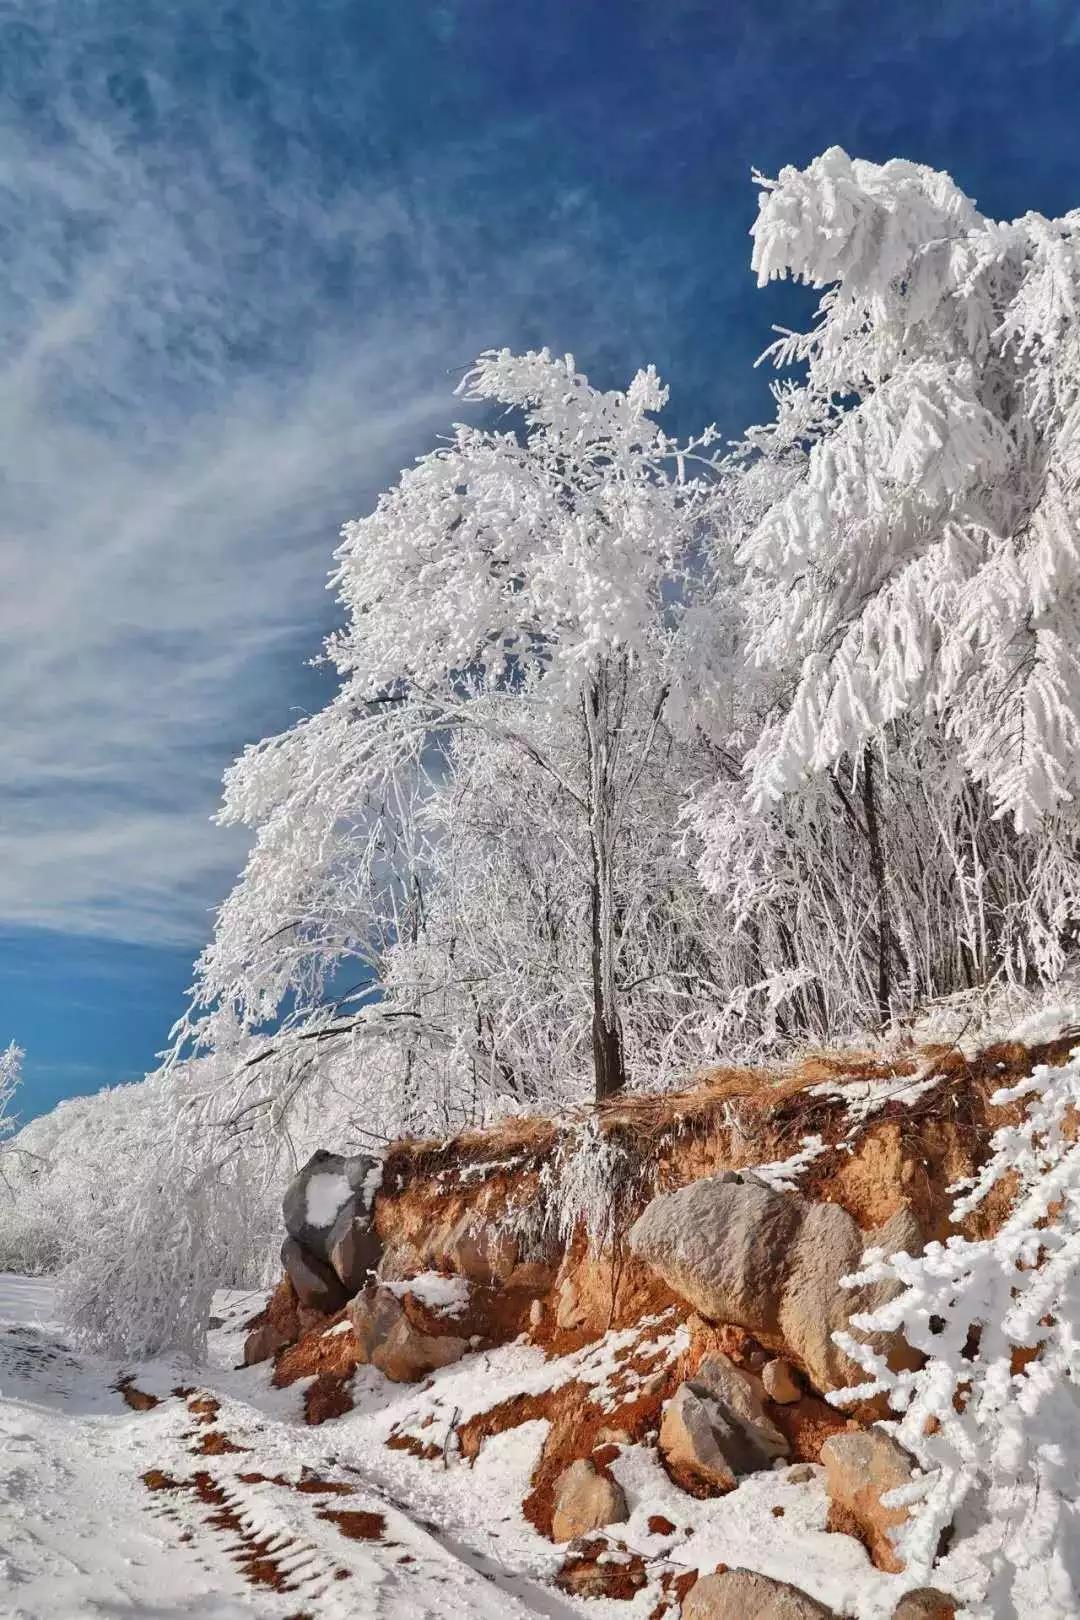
[
  {"left": 316, "top": 1508, "right": 387, "bottom": 1542},
  {"left": 554, "top": 1538, "right": 649, "bottom": 1600},
  {"left": 303, "top": 1371, "right": 356, "bottom": 1425},
  {"left": 272, "top": 1309, "right": 354, "bottom": 1389},
  {"left": 359, "top": 1032, "right": 1080, "bottom": 1372}
]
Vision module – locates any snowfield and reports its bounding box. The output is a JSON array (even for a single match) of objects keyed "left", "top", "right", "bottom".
[{"left": 0, "top": 1273, "right": 916, "bottom": 1620}]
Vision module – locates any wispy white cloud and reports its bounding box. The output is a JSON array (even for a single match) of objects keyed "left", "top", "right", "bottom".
[
  {"left": 0, "top": 8, "right": 680, "bottom": 950},
  {"left": 0, "top": 114, "right": 474, "bottom": 943}
]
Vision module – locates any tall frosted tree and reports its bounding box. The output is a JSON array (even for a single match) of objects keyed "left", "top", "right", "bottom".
[
  {"left": 177, "top": 350, "right": 735, "bottom": 1111},
  {"left": 734, "top": 148, "right": 1080, "bottom": 1005}
]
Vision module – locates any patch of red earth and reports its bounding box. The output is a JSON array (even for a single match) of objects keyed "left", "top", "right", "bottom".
[
  {"left": 769, "top": 1393, "right": 858, "bottom": 1462},
  {"left": 317, "top": 1508, "right": 387, "bottom": 1542},
  {"left": 186, "top": 1394, "right": 221, "bottom": 1425},
  {"left": 304, "top": 1372, "right": 355, "bottom": 1425},
  {"left": 234, "top": 1471, "right": 356, "bottom": 1496},
  {"left": 141, "top": 1466, "right": 349, "bottom": 1594},
  {"left": 115, "top": 1377, "right": 161, "bottom": 1412},
  {"left": 273, "top": 1315, "right": 358, "bottom": 1390},
  {"left": 385, "top": 1431, "right": 441, "bottom": 1462},
  {"left": 554, "top": 1538, "right": 648, "bottom": 1600},
  {"left": 647, "top": 1514, "right": 676, "bottom": 1536},
  {"left": 295, "top": 1475, "right": 356, "bottom": 1496},
  {"left": 193, "top": 1429, "right": 248, "bottom": 1456}
]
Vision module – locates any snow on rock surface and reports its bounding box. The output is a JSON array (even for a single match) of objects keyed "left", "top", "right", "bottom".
[
  {"left": 384, "top": 1271, "right": 472, "bottom": 1318},
  {"left": 305, "top": 1170, "right": 352, "bottom": 1229}
]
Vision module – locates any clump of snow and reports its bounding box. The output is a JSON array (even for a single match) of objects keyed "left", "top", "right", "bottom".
[
  {"left": 304, "top": 1172, "right": 351, "bottom": 1229},
  {"left": 358, "top": 1161, "right": 383, "bottom": 1211},
  {"left": 385, "top": 1272, "right": 471, "bottom": 1317},
  {"left": 753, "top": 1134, "right": 826, "bottom": 1191},
  {"left": 808, "top": 1062, "right": 941, "bottom": 1127}
]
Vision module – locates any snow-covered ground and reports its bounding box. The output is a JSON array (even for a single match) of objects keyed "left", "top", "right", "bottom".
[
  {"left": 0, "top": 1273, "right": 913, "bottom": 1620},
  {"left": 0, "top": 1275, "right": 570, "bottom": 1618}
]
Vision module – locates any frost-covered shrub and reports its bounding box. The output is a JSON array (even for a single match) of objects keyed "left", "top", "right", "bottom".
[
  {"left": 512, "top": 1115, "right": 654, "bottom": 1257},
  {"left": 832, "top": 1046, "right": 1080, "bottom": 1618}
]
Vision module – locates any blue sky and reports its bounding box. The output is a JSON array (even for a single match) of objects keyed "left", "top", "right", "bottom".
[{"left": 4, "top": 0, "right": 1080, "bottom": 1121}]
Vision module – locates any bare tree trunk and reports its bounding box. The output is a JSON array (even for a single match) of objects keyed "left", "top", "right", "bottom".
[
  {"left": 590, "top": 842, "right": 626, "bottom": 1100},
  {"left": 861, "top": 749, "right": 893, "bottom": 1027},
  {"left": 584, "top": 672, "right": 627, "bottom": 1102}
]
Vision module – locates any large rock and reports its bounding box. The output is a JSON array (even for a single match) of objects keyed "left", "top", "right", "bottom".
[
  {"left": 682, "top": 1569, "right": 836, "bottom": 1619},
  {"left": 242, "top": 1322, "right": 291, "bottom": 1366},
  {"left": 281, "top": 1236, "right": 349, "bottom": 1314},
  {"left": 891, "top": 1591, "right": 956, "bottom": 1619},
  {"left": 659, "top": 1355, "right": 787, "bottom": 1496},
  {"left": 550, "top": 1459, "right": 628, "bottom": 1543},
  {"left": 282, "top": 1149, "right": 380, "bottom": 1265},
  {"left": 694, "top": 1355, "right": 789, "bottom": 1461},
  {"left": 327, "top": 1198, "right": 383, "bottom": 1293},
  {"left": 661, "top": 1385, "right": 738, "bottom": 1493},
  {"left": 629, "top": 1173, "right": 921, "bottom": 1394},
  {"left": 820, "top": 1428, "right": 915, "bottom": 1573},
  {"left": 347, "top": 1286, "right": 468, "bottom": 1383}
]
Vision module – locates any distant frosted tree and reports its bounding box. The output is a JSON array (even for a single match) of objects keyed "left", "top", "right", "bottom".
[{"left": 0, "top": 1041, "right": 23, "bottom": 1145}]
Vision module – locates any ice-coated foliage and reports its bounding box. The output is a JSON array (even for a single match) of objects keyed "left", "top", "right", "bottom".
[
  {"left": 832, "top": 1044, "right": 1080, "bottom": 1617},
  {"left": 170, "top": 346, "right": 742, "bottom": 1136},
  {"left": 743, "top": 147, "right": 1080, "bottom": 841}
]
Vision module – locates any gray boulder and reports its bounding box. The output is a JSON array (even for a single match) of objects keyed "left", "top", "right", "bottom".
[
  {"left": 281, "top": 1236, "right": 349, "bottom": 1314},
  {"left": 282, "top": 1148, "right": 380, "bottom": 1265},
  {"left": 327, "top": 1198, "right": 383, "bottom": 1293}
]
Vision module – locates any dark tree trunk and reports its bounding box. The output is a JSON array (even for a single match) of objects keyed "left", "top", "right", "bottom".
[
  {"left": 861, "top": 749, "right": 893, "bottom": 1026},
  {"left": 590, "top": 836, "right": 626, "bottom": 1102}
]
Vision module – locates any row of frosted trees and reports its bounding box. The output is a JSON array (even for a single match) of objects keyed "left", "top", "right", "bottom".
[{"left": 168, "top": 149, "right": 1080, "bottom": 1150}]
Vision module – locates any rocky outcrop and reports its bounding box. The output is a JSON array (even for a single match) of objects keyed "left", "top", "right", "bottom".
[
  {"left": 549, "top": 1459, "right": 627, "bottom": 1542},
  {"left": 820, "top": 1428, "right": 916, "bottom": 1573},
  {"left": 659, "top": 1354, "right": 788, "bottom": 1495},
  {"left": 682, "top": 1568, "right": 836, "bottom": 1618},
  {"left": 347, "top": 1286, "right": 468, "bottom": 1383},
  {"left": 628, "top": 1172, "right": 922, "bottom": 1394}
]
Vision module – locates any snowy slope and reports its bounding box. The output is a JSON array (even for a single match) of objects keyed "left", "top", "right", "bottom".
[{"left": 0, "top": 1273, "right": 914, "bottom": 1620}]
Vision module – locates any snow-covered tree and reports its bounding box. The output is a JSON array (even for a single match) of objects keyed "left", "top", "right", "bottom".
[
  {"left": 729, "top": 148, "right": 1080, "bottom": 1009},
  {"left": 834, "top": 1046, "right": 1080, "bottom": 1618},
  {"left": 175, "top": 350, "right": 736, "bottom": 1123}
]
